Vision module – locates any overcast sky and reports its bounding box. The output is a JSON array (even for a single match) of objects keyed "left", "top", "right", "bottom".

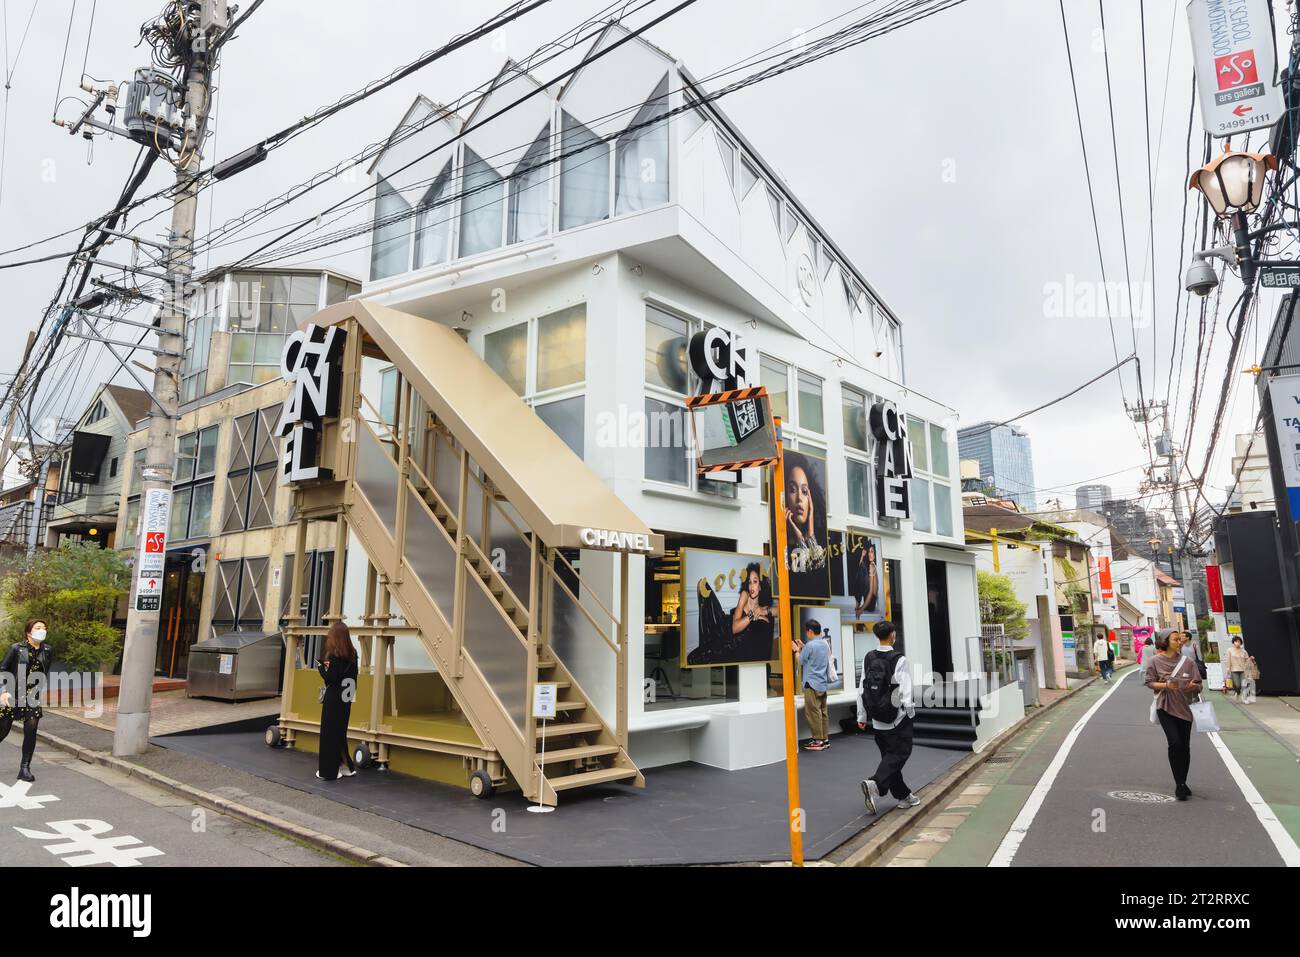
[{"left": 0, "top": 0, "right": 1280, "bottom": 520}]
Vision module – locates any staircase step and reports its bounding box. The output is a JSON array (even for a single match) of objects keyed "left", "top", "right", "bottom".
[
  {"left": 536, "top": 744, "right": 620, "bottom": 764},
  {"left": 537, "top": 656, "right": 557, "bottom": 669},
  {"left": 553, "top": 700, "right": 586, "bottom": 713},
  {"left": 546, "top": 766, "right": 639, "bottom": 792},
  {"left": 538, "top": 721, "right": 602, "bottom": 739}
]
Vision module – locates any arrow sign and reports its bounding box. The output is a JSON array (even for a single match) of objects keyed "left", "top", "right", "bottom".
[{"left": 1187, "top": 0, "right": 1284, "bottom": 137}]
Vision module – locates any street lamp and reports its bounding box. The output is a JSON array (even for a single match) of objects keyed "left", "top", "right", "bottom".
[{"left": 1187, "top": 147, "right": 1277, "bottom": 219}]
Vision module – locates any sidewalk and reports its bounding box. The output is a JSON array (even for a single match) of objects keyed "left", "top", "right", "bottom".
[
  {"left": 62, "top": 689, "right": 281, "bottom": 736},
  {"left": 32, "top": 712, "right": 522, "bottom": 867}
]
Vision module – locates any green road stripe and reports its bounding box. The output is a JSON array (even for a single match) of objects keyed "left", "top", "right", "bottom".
[
  {"left": 926, "top": 680, "right": 1113, "bottom": 867},
  {"left": 1215, "top": 696, "right": 1300, "bottom": 849}
]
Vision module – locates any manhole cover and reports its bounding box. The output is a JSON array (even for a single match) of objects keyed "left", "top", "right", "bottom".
[{"left": 1107, "top": 790, "right": 1175, "bottom": 804}]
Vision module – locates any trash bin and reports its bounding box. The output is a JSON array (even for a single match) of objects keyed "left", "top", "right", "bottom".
[{"left": 187, "top": 630, "right": 283, "bottom": 701}]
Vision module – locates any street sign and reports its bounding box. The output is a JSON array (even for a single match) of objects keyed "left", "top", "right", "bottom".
[
  {"left": 685, "top": 387, "right": 778, "bottom": 473},
  {"left": 1261, "top": 264, "right": 1300, "bottom": 288},
  {"left": 1186, "top": 0, "right": 1285, "bottom": 137},
  {"left": 134, "top": 488, "right": 170, "bottom": 612}
]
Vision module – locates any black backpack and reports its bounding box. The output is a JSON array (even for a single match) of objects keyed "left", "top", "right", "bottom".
[{"left": 862, "top": 649, "right": 902, "bottom": 724}]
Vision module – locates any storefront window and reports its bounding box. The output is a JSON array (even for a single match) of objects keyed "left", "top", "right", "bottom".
[
  {"left": 930, "top": 422, "right": 950, "bottom": 478},
  {"left": 908, "top": 415, "right": 928, "bottom": 472},
  {"left": 847, "top": 457, "right": 871, "bottom": 517},
  {"left": 536, "top": 305, "right": 586, "bottom": 392},
  {"left": 912, "top": 477, "right": 932, "bottom": 533},
  {"left": 760, "top": 356, "right": 788, "bottom": 422},
  {"left": 842, "top": 385, "right": 868, "bottom": 451},
  {"left": 485, "top": 323, "right": 528, "bottom": 396},
  {"left": 535, "top": 396, "right": 584, "bottom": 458},
  {"left": 644, "top": 396, "right": 689, "bottom": 486},
  {"left": 645, "top": 306, "right": 689, "bottom": 393},
  {"left": 934, "top": 482, "right": 953, "bottom": 537},
  {"left": 798, "top": 371, "right": 823, "bottom": 434}
]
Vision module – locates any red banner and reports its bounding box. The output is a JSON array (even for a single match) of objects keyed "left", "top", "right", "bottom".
[
  {"left": 1206, "top": 564, "right": 1225, "bottom": 613},
  {"left": 1098, "top": 555, "right": 1114, "bottom": 600}
]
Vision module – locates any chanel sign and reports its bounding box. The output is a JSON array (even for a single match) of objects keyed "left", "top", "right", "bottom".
[
  {"left": 869, "top": 400, "right": 913, "bottom": 520},
  {"left": 277, "top": 324, "right": 345, "bottom": 484}
]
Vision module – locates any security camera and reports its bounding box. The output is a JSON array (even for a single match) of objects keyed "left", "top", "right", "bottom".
[{"left": 1184, "top": 259, "right": 1219, "bottom": 297}]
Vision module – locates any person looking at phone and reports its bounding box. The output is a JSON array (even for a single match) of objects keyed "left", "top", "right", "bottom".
[{"left": 1144, "top": 629, "right": 1201, "bottom": 801}]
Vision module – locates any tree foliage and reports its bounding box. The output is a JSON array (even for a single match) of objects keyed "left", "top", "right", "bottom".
[
  {"left": 1, "top": 541, "right": 130, "bottom": 671},
  {"left": 978, "top": 570, "right": 1029, "bottom": 641}
]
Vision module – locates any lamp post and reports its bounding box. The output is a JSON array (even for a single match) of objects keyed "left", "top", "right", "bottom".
[{"left": 1185, "top": 146, "right": 1280, "bottom": 292}]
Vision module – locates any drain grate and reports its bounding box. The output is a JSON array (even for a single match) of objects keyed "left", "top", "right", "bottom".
[{"left": 1106, "top": 789, "right": 1176, "bottom": 804}]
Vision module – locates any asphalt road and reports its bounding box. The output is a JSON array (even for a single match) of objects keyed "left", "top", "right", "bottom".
[
  {"left": 0, "top": 734, "right": 347, "bottom": 867},
  {"left": 1007, "top": 670, "right": 1288, "bottom": 867}
]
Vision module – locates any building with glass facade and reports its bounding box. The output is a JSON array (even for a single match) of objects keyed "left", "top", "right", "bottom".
[
  {"left": 957, "top": 422, "right": 1037, "bottom": 512},
  {"left": 330, "top": 23, "right": 1023, "bottom": 773}
]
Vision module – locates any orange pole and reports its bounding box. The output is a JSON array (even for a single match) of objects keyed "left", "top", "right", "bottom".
[{"left": 770, "top": 416, "right": 804, "bottom": 867}]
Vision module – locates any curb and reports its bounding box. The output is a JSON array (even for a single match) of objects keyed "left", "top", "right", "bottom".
[
  {"left": 34, "top": 728, "right": 407, "bottom": 867},
  {"left": 837, "top": 671, "right": 1108, "bottom": 867}
]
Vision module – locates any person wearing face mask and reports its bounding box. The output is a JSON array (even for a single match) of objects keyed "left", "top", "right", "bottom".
[{"left": 0, "top": 619, "right": 53, "bottom": 782}]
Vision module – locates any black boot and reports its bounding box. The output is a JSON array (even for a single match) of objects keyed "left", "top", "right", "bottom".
[{"left": 17, "top": 762, "right": 34, "bottom": 783}]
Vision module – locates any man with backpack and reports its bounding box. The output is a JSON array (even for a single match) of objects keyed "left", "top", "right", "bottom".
[{"left": 857, "top": 620, "right": 919, "bottom": 813}]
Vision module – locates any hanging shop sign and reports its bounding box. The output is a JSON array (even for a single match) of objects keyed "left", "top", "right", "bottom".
[
  {"left": 134, "top": 487, "right": 171, "bottom": 612},
  {"left": 1206, "top": 564, "right": 1225, "bottom": 612},
  {"left": 277, "top": 324, "right": 346, "bottom": 485},
  {"left": 688, "top": 327, "right": 749, "bottom": 392},
  {"left": 1186, "top": 0, "right": 1285, "bottom": 137},
  {"left": 1267, "top": 373, "right": 1300, "bottom": 516},
  {"left": 578, "top": 527, "right": 654, "bottom": 553},
  {"left": 685, "top": 386, "right": 778, "bottom": 473},
  {"left": 869, "top": 400, "right": 912, "bottom": 520},
  {"left": 1098, "top": 555, "right": 1114, "bottom": 600}
]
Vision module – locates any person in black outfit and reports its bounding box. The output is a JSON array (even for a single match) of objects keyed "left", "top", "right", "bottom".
[
  {"left": 1, "top": 618, "right": 53, "bottom": 783},
  {"left": 316, "top": 620, "right": 359, "bottom": 782}
]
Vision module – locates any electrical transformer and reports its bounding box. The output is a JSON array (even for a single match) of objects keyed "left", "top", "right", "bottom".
[{"left": 122, "top": 67, "right": 182, "bottom": 147}]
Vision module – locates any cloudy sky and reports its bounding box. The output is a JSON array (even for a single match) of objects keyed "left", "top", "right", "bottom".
[{"left": 0, "top": 0, "right": 1281, "bottom": 522}]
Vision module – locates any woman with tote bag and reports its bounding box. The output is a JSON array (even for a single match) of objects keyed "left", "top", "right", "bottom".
[{"left": 1144, "top": 629, "right": 1202, "bottom": 801}]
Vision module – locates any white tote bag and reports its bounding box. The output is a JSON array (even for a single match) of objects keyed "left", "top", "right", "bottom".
[{"left": 1190, "top": 698, "right": 1219, "bottom": 734}]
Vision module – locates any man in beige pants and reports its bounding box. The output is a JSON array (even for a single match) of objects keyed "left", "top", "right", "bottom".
[{"left": 795, "top": 620, "right": 831, "bottom": 751}]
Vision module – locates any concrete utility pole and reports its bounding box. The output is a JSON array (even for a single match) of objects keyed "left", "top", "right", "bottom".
[
  {"left": 114, "top": 16, "right": 219, "bottom": 756},
  {"left": 1131, "top": 399, "right": 1201, "bottom": 643}
]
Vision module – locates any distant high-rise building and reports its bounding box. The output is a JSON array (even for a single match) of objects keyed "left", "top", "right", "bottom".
[
  {"left": 1075, "top": 483, "right": 1113, "bottom": 511},
  {"left": 957, "top": 422, "right": 1037, "bottom": 511}
]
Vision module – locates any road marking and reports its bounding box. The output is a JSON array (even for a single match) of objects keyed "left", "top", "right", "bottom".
[
  {"left": 988, "top": 670, "right": 1135, "bottom": 867},
  {"left": 14, "top": 819, "right": 164, "bottom": 867},
  {"left": 1206, "top": 730, "right": 1300, "bottom": 866},
  {"left": 0, "top": 780, "right": 60, "bottom": 810}
]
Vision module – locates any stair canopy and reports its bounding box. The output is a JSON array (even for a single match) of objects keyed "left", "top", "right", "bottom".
[{"left": 313, "top": 299, "right": 663, "bottom": 557}]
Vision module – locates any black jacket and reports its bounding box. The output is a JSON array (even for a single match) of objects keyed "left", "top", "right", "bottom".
[{"left": 1, "top": 641, "right": 52, "bottom": 707}]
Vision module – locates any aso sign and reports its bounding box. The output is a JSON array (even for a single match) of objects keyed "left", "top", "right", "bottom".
[{"left": 277, "top": 324, "right": 345, "bottom": 484}]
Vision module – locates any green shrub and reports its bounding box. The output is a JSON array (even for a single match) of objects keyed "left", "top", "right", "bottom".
[
  {"left": 978, "top": 570, "right": 1029, "bottom": 641},
  {"left": 0, "top": 541, "right": 130, "bottom": 671}
]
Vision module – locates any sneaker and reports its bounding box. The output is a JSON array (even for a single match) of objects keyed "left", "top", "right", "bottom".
[
  {"left": 314, "top": 771, "right": 334, "bottom": 782},
  {"left": 899, "top": 793, "right": 922, "bottom": 808},
  {"left": 819, "top": 738, "right": 830, "bottom": 750},
  {"left": 861, "top": 779, "right": 880, "bottom": 815},
  {"left": 802, "top": 740, "right": 826, "bottom": 751},
  {"left": 339, "top": 766, "right": 356, "bottom": 778}
]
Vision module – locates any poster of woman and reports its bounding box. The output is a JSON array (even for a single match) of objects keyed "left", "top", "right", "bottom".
[
  {"left": 845, "top": 531, "right": 883, "bottom": 621},
  {"left": 781, "top": 449, "right": 830, "bottom": 601},
  {"left": 682, "top": 549, "right": 779, "bottom": 667}
]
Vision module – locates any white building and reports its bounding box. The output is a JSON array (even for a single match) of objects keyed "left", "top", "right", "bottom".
[{"left": 327, "top": 24, "right": 1018, "bottom": 772}]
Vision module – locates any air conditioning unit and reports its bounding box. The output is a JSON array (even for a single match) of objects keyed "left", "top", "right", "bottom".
[{"left": 122, "top": 68, "right": 182, "bottom": 147}]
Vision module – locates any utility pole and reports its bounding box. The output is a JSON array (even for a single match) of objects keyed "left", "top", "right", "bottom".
[
  {"left": 1131, "top": 398, "right": 1201, "bottom": 643},
  {"left": 114, "top": 7, "right": 223, "bottom": 756}
]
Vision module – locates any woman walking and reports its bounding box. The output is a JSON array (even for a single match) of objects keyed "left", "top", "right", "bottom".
[
  {"left": 0, "top": 619, "right": 53, "bottom": 783},
  {"left": 1144, "top": 628, "right": 1201, "bottom": 801},
  {"left": 316, "top": 621, "right": 359, "bottom": 782},
  {"left": 1225, "top": 636, "right": 1253, "bottom": 699}
]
